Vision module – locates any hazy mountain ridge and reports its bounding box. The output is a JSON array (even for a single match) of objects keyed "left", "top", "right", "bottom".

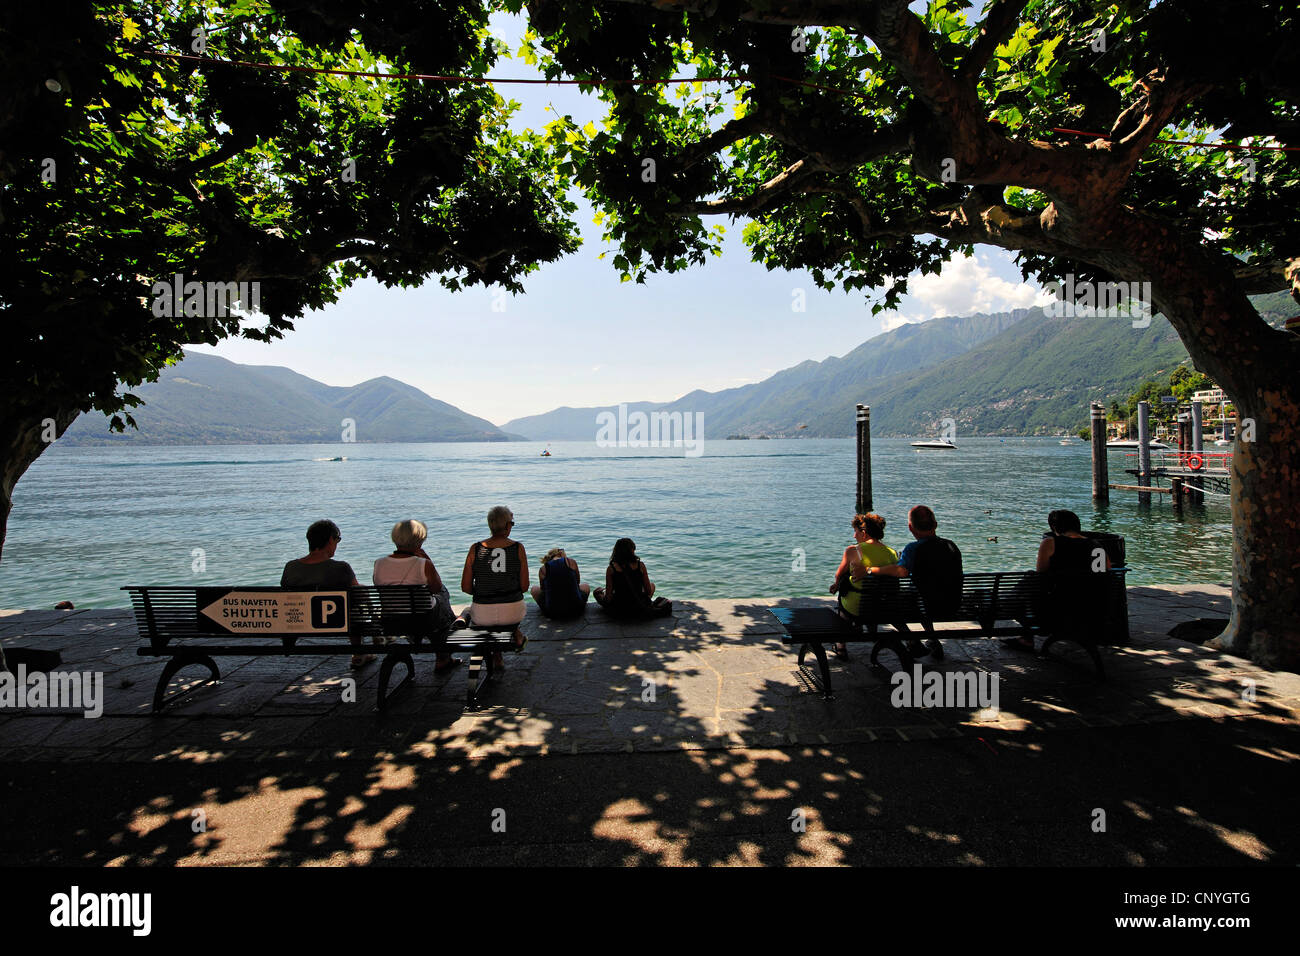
[
  {"left": 61, "top": 352, "right": 512, "bottom": 444},
  {"left": 502, "top": 292, "right": 1292, "bottom": 439},
  {"left": 502, "top": 309, "right": 1034, "bottom": 440}
]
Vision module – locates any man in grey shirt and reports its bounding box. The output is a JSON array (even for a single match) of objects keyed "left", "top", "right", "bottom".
[{"left": 281, "top": 519, "right": 371, "bottom": 668}]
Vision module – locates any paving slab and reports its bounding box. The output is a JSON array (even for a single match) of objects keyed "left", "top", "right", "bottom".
[{"left": 1, "top": 583, "right": 1295, "bottom": 765}]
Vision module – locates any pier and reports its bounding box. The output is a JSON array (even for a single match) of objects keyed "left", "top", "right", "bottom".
[{"left": 1093, "top": 398, "right": 1232, "bottom": 507}]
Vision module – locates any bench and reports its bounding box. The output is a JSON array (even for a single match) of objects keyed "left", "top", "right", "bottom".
[
  {"left": 122, "top": 585, "right": 522, "bottom": 712},
  {"left": 769, "top": 569, "right": 1128, "bottom": 699}
]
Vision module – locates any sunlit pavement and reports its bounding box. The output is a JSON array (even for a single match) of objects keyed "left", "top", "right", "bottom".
[{"left": 2, "top": 585, "right": 1297, "bottom": 865}]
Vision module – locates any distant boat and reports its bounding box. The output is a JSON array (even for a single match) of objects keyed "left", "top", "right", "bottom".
[
  {"left": 1106, "top": 439, "right": 1170, "bottom": 449},
  {"left": 540, "top": 450, "right": 552, "bottom": 457},
  {"left": 313, "top": 456, "right": 347, "bottom": 462},
  {"left": 1214, "top": 438, "right": 1232, "bottom": 447},
  {"left": 911, "top": 439, "right": 957, "bottom": 450},
  {"left": 1059, "top": 440, "right": 1073, "bottom": 445}
]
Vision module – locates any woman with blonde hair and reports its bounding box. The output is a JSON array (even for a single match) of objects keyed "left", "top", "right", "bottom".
[
  {"left": 373, "top": 519, "right": 460, "bottom": 674},
  {"left": 457, "top": 505, "right": 530, "bottom": 672}
]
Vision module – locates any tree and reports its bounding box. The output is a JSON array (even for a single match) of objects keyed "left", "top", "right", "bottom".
[
  {"left": 519, "top": 0, "right": 1300, "bottom": 669},
  {"left": 0, "top": 0, "right": 579, "bottom": 562}
]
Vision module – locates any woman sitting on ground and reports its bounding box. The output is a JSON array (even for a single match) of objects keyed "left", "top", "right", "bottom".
[
  {"left": 1006, "top": 508, "right": 1111, "bottom": 650},
  {"left": 280, "top": 519, "right": 371, "bottom": 670},
  {"left": 828, "top": 512, "right": 899, "bottom": 661},
  {"left": 593, "top": 538, "right": 672, "bottom": 618},
  {"left": 530, "top": 547, "right": 591, "bottom": 619},
  {"left": 457, "top": 505, "right": 530, "bottom": 672},
  {"left": 373, "top": 519, "right": 460, "bottom": 674}
]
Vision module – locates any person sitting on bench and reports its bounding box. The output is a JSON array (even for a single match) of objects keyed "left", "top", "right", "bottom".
[
  {"left": 280, "top": 519, "right": 371, "bottom": 670},
  {"left": 374, "top": 519, "right": 460, "bottom": 674},
  {"left": 530, "top": 547, "right": 591, "bottom": 619},
  {"left": 864, "top": 505, "right": 962, "bottom": 660},
  {"left": 456, "top": 505, "right": 529, "bottom": 673},
  {"left": 828, "top": 512, "right": 899, "bottom": 661},
  {"left": 593, "top": 538, "right": 673, "bottom": 618},
  {"left": 1005, "top": 509, "right": 1111, "bottom": 651}
]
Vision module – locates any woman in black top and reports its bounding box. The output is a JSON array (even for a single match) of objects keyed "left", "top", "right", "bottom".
[
  {"left": 593, "top": 538, "right": 672, "bottom": 618},
  {"left": 1006, "top": 509, "right": 1111, "bottom": 650}
]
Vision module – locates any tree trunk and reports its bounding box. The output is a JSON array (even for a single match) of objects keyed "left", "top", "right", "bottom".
[
  {"left": 0, "top": 408, "right": 82, "bottom": 566},
  {"left": 1098, "top": 215, "right": 1300, "bottom": 672},
  {"left": 1216, "top": 382, "right": 1300, "bottom": 671}
]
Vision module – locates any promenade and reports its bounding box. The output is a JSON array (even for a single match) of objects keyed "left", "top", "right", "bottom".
[{"left": 2, "top": 584, "right": 1298, "bottom": 866}]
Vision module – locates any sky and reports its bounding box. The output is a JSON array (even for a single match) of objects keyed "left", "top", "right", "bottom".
[{"left": 196, "top": 9, "right": 1052, "bottom": 427}]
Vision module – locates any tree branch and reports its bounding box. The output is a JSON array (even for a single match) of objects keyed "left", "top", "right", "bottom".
[
  {"left": 957, "top": 0, "right": 1030, "bottom": 83},
  {"left": 678, "top": 157, "right": 819, "bottom": 216}
]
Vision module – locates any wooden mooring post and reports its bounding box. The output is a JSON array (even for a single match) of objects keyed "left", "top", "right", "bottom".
[
  {"left": 1189, "top": 400, "right": 1205, "bottom": 505},
  {"left": 856, "top": 404, "right": 872, "bottom": 513},
  {"left": 1090, "top": 402, "right": 1109, "bottom": 504},
  {"left": 1137, "top": 400, "right": 1152, "bottom": 506},
  {"left": 1171, "top": 476, "right": 1184, "bottom": 512}
]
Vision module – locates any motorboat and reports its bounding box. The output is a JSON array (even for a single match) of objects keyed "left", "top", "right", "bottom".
[{"left": 911, "top": 439, "right": 957, "bottom": 450}]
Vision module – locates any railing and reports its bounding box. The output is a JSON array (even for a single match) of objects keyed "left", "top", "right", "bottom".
[{"left": 1123, "top": 450, "right": 1232, "bottom": 473}]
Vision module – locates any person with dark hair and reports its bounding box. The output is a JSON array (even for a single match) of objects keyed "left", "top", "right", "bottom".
[
  {"left": 593, "top": 538, "right": 672, "bottom": 618},
  {"left": 828, "top": 512, "right": 899, "bottom": 660},
  {"left": 866, "top": 505, "right": 962, "bottom": 660},
  {"left": 1005, "top": 509, "right": 1111, "bottom": 650},
  {"left": 280, "top": 520, "right": 372, "bottom": 669},
  {"left": 530, "top": 547, "right": 591, "bottom": 619}
]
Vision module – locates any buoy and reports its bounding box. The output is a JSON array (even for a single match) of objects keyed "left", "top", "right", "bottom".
[{"left": 1187, "top": 453, "right": 1204, "bottom": 471}]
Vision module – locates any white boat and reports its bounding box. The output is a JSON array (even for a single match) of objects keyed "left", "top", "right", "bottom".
[
  {"left": 1214, "top": 439, "right": 1232, "bottom": 447},
  {"left": 1106, "top": 439, "right": 1170, "bottom": 449},
  {"left": 1059, "top": 440, "right": 1073, "bottom": 445},
  {"left": 911, "top": 439, "right": 957, "bottom": 450}
]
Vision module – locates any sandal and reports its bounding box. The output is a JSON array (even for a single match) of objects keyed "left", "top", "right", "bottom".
[
  {"left": 514, "top": 632, "right": 529, "bottom": 653},
  {"left": 350, "top": 653, "right": 376, "bottom": 669}
]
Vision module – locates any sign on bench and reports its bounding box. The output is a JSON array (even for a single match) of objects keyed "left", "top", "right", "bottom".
[{"left": 196, "top": 588, "right": 349, "bottom": 635}]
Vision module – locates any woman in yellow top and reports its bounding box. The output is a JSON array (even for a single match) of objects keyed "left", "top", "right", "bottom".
[{"left": 828, "top": 513, "right": 899, "bottom": 660}]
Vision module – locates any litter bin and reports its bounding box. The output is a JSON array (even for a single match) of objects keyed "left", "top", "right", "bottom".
[{"left": 1084, "top": 531, "right": 1129, "bottom": 645}]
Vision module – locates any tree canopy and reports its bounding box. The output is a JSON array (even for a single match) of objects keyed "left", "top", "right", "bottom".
[{"left": 0, "top": 0, "right": 579, "bottom": 555}]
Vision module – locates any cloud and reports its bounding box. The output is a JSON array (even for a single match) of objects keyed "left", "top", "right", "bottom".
[{"left": 885, "top": 254, "right": 1048, "bottom": 327}]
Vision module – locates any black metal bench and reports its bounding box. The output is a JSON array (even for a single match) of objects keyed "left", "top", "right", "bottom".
[
  {"left": 122, "top": 585, "right": 521, "bottom": 712},
  {"left": 769, "top": 569, "right": 1128, "bottom": 699}
]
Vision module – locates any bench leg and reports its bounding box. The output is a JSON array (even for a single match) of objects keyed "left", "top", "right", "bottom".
[
  {"left": 376, "top": 650, "right": 415, "bottom": 713},
  {"left": 1040, "top": 635, "right": 1106, "bottom": 681},
  {"left": 466, "top": 653, "right": 491, "bottom": 709},
  {"left": 799, "top": 641, "right": 834, "bottom": 700},
  {"left": 870, "top": 630, "right": 913, "bottom": 670},
  {"left": 152, "top": 653, "right": 221, "bottom": 713}
]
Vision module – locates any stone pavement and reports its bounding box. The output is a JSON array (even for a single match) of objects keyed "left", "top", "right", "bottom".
[{"left": 1, "top": 584, "right": 1296, "bottom": 764}]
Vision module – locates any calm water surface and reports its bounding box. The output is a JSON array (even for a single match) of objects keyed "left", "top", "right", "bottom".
[{"left": 0, "top": 438, "right": 1232, "bottom": 608}]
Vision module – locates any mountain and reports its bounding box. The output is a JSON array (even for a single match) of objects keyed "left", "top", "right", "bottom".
[
  {"left": 60, "top": 352, "right": 513, "bottom": 444},
  {"left": 501, "top": 308, "right": 1033, "bottom": 440},
  {"left": 502, "top": 291, "right": 1295, "bottom": 439}
]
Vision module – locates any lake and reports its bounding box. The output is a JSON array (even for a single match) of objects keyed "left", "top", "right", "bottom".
[{"left": 0, "top": 438, "right": 1232, "bottom": 608}]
